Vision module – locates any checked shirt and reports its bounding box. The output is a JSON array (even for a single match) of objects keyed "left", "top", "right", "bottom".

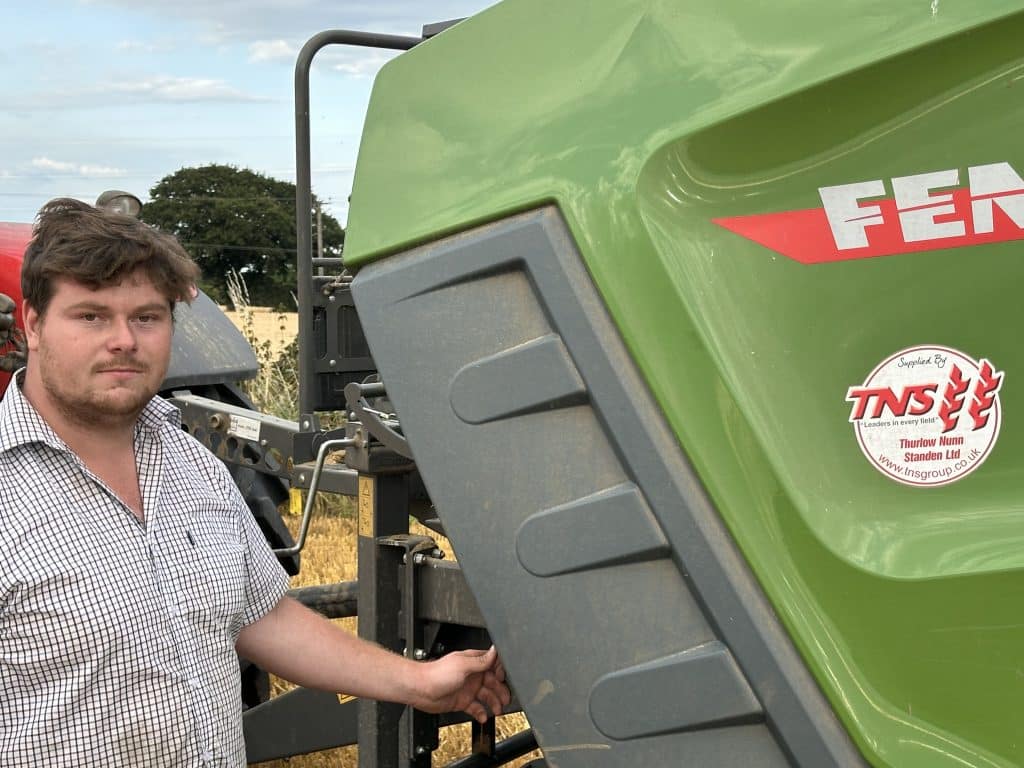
[{"left": 0, "top": 377, "right": 290, "bottom": 766}]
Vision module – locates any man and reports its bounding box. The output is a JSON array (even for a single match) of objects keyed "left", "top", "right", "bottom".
[{"left": 0, "top": 199, "right": 509, "bottom": 766}]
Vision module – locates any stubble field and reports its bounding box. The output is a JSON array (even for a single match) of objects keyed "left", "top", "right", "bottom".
[{"left": 222, "top": 307, "right": 297, "bottom": 360}]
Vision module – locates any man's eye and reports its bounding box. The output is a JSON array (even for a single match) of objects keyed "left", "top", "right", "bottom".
[{"left": 80, "top": 313, "right": 99, "bottom": 322}]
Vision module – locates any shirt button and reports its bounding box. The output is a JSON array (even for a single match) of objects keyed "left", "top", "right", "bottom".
[
  {"left": 200, "top": 750, "right": 213, "bottom": 763},
  {"left": 188, "top": 677, "right": 202, "bottom": 690}
]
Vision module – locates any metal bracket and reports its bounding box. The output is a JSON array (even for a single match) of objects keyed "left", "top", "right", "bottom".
[
  {"left": 345, "top": 381, "right": 413, "bottom": 459},
  {"left": 274, "top": 437, "right": 354, "bottom": 556}
]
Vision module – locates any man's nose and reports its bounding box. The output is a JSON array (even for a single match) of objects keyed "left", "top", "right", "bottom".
[{"left": 106, "top": 317, "right": 138, "bottom": 351}]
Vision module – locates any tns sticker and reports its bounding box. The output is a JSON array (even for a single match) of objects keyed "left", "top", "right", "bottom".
[{"left": 846, "top": 346, "right": 1003, "bottom": 487}]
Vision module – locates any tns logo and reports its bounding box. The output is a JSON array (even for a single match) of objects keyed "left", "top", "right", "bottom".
[
  {"left": 714, "top": 162, "right": 1024, "bottom": 264},
  {"left": 845, "top": 346, "right": 1003, "bottom": 487},
  {"left": 847, "top": 360, "right": 1002, "bottom": 432}
]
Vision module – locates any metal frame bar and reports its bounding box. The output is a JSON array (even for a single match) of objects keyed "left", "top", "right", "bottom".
[
  {"left": 169, "top": 392, "right": 361, "bottom": 496},
  {"left": 447, "top": 730, "right": 540, "bottom": 768},
  {"left": 356, "top": 473, "right": 413, "bottom": 768},
  {"left": 244, "top": 691, "right": 359, "bottom": 763}
]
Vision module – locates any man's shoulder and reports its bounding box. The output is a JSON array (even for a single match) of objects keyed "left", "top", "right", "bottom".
[
  {"left": 0, "top": 379, "right": 65, "bottom": 457},
  {"left": 0, "top": 431, "right": 68, "bottom": 559}
]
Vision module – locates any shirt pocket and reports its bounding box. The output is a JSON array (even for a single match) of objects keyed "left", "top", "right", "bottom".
[{"left": 171, "top": 512, "right": 248, "bottom": 629}]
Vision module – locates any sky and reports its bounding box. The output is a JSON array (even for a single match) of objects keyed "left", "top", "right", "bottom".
[{"left": 0, "top": 0, "right": 495, "bottom": 224}]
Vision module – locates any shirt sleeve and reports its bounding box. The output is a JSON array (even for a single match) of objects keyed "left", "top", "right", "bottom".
[{"left": 226, "top": 479, "right": 291, "bottom": 627}]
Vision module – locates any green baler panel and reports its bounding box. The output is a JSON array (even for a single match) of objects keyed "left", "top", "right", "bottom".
[{"left": 346, "top": 2, "right": 1024, "bottom": 766}]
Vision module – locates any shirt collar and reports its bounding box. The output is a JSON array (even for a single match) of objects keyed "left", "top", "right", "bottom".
[{"left": 0, "top": 369, "right": 179, "bottom": 454}]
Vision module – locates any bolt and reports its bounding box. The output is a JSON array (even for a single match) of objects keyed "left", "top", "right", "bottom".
[
  {"left": 412, "top": 553, "right": 426, "bottom": 565},
  {"left": 435, "top": 643, "right": 446, "bottom": 654},
  {"left": 260, "top": 439, "right": 268, "bottom": 447},
  {"left": 415, "top": 746, "right": 428, "bottom": 756},
  {"left": 402, "top": 553, "right": 408, "bottom": 565},
  {"left": 432, "top": 549, "right": 444, "bottom": 560},
  {"left": 329, "top": 359, "right": 337, "bottom": 367},
  {"left": 301, "top": 420, "right": 310, "bottom": 430},
  {"left": 208, "top": 413, "right": 225, "bottom": 430},
  {"left": 412, "top": 648, "right": 427, "bottom": 660},
  {"left": 299, "top": 473, "right": 306, "bottom": 484}
]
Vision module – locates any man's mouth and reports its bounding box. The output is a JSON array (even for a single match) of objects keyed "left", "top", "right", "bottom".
[{"left": 95, "top": 364, "right": 146, "bottom": 376}]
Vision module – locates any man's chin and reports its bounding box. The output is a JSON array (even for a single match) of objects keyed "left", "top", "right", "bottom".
[
  {"left": 97, "top": 393, "right": 152, "bottom": 416},
  {"left": 76, "top": 390, "right": 155, "bottom": 424}
]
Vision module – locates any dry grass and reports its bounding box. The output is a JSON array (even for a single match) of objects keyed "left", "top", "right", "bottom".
[
  {"left": 251, "top": 501, "right": 540, "bottom": 767},
  {"left": 224, "top": 272, "right": 301, "bottom": 420}
]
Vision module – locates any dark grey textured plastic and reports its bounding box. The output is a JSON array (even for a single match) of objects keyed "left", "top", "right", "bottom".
[{"left": 352, "top": 207, "right": 864, "bottom": 767}]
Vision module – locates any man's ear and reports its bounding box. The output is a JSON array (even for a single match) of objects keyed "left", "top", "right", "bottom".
[{"left": 22, "top": 302, "right": 41, "bottom": 353}]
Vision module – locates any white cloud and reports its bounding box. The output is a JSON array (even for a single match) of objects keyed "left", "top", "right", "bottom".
[
  {"left": 115, "top": 39, "right": 171, "bottom": 54},
  {"left": 114, "top": 76, "right": 260, "bottom": 102},
  {"left": 32, "top": 158, "right": 75, "bottom": 172},
  {"left": 329, "top": 49, "right": 399, "bottom": 78},
  {"left": 84, "top": 0, "right": 493, "bottom": 43},
  {"left": 31, "top": 157, "right": 127, "bottom": 177},
  {"left": 248, "top": 40, "right": 296, "bottom": 63},
  {"left": 20, "top": 76, "right": 269, "bottom": 108}
]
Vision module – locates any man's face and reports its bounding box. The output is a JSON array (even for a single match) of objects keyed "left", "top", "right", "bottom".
[{"left": 23, "top": 270, "right": 173, "bottom": 428}]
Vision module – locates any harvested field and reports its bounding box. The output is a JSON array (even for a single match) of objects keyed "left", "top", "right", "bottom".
[{"left": 223, "top": 307, "right": 297, "bottom": 359}]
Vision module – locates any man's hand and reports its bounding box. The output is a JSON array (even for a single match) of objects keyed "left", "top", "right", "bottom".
[
  {"left": 237, "top": 597, "right": 511, "bottom": 723},
  {"left": 413, "top": 646, "right": 510, "bottom": 724}
]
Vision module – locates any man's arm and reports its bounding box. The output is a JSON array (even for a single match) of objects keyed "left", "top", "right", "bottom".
[{"left": 235, "top": 595, "right": 510, "bottom": 723}]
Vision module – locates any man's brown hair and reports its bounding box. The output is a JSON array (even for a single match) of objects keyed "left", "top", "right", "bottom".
[{"left": 22, "top": 197, "right": 201, "bottom": 317}]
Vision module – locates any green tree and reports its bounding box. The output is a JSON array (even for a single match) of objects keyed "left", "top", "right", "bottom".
[{"left": 140, "top": 164, "right": 344, "bottom": 307}]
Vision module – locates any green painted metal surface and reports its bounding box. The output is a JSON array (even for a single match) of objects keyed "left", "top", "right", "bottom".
[{"left": 345, "top": 1, "right": 1024, "bottom": 765}]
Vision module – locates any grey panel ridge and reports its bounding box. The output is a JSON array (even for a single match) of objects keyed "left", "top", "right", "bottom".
[
  {"left": 589, "top": 642, "right": 763, "bottom": 740},
  {"left": 449, "top": 334, "right": 587, "bottom": 425},
  {"left": 516, "top": 483, "right": 670, "bottom": 577}
]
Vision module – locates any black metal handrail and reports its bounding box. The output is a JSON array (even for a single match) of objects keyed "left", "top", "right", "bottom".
[{"left": 293, "top": 30, "right": 420, "bottom": 419}]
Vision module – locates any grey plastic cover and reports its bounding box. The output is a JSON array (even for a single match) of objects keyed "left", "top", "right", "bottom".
[{"left": 352, "top": 207, "right": 863, "bottom": 767}]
